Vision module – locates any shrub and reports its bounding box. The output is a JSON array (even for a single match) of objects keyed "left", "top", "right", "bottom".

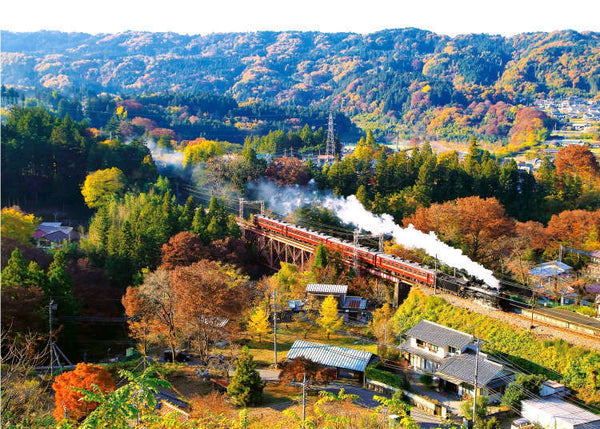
[
  {"left": 365, "top": 364, "right": 410, "bottom": 390},
  {"left": 419, "top": 373, "right": 433, "bottom": 386}
]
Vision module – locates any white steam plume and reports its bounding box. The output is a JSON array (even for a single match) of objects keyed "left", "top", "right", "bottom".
[
  {"left": 322, "top": 195, "right": 500, "bottom": 289},
  {"left": 251, "top": 179, "right": 499, "bottom": 289},
  {"left": 144, "top": 139, "right": 185, "bottom": 174}
]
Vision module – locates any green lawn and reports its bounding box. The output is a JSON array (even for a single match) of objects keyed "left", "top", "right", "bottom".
[{"left": 233, "top": 321, "right": 377, "bottom": 368}]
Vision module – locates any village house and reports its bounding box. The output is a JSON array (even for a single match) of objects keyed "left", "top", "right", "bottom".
[
  {"left": 33, "top": 222, "right": 78, "bottom": 248},
  {"left": 305, "top": 284, "right": 368, "bottom": 321},
  {"left": 286, "top": 339, "right": 377, "bottom": 382},
  {"left": 399, "top": 320, "right": 515, "bottom": 403}
]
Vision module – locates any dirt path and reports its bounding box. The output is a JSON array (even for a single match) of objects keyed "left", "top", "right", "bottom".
[{"left": 417, "top": 286, "right": 600, "bottom": 351}]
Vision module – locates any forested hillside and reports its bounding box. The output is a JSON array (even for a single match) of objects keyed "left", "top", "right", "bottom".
[{"left": 3, "top": 29, "right": 599, "bottom": 140}]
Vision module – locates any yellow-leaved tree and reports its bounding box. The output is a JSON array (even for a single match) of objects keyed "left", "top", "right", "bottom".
[
  {"left": 317, "top": 295, "right": 343, "bottom": 340},
  {"left": 81, "top": 167, "right": 126, "bottom": 209},
  {"left": 370, "top": 303, "right": 395, "bottom": 358},
  {"left": 1, "top": 206, "right": 41, "bottom": 244},
  {"left": 248, "top": 307, "right": 270, "bottom": 343}
]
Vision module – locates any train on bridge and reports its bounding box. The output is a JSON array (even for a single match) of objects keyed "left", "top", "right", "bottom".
[{"left": 253, "top": 215, "right": 503, "bottom": 308}]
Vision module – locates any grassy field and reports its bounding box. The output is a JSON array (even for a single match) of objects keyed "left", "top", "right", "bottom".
[{"left": 239, "top": 321, "right": 377, "bottom": 368}]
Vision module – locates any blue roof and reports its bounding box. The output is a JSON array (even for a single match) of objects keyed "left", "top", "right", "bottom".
[
  {"left": 286, "top": 339, "right": 374, "bottom": 372},
  {"left": 529, "top": 261, "right": 572, "bottom": 278}
]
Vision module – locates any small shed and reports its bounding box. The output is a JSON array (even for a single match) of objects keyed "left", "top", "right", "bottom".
[
  {"left": 306, "top": 284, "right": 348, "bottom": 297},
  {"left": 286, "top": 339, "right": 376, "bottom": 381},
  {"left": 305, "top": 284, "right": 348, "bottom": 306},
  {"left": 521, "top": 398, "right": 600, "bottom": 429}
]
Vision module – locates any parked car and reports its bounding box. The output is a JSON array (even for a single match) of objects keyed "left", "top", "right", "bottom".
[
  {"left": 511, "top": 418, "right": 533, "bottom": 429},
  {"left": 163, "top": 350, "right": 191, "bottom": 362}
]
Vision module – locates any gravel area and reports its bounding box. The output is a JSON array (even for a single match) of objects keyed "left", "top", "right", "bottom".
[{"left": 417, "top": 286, "right": 600, "bottom": 351}]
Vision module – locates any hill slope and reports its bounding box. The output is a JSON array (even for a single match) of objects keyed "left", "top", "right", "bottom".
[{"left": 2, "top": 29, "right": 599, "bottom": 138}]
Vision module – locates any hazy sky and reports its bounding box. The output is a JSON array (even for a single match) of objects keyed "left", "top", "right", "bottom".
[{"left": 2, "top": 0, "right": 599, "bottom": 36}]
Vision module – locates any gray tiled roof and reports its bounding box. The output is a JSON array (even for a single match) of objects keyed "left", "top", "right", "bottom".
[
  {"left": 306, "top": 284, "right": 348, "bottom": 295},
  {"left": 404, "top": 320, "right": 473, "bottom": 350},
  {"left": 287, "top": 339, "right": 373, "bottom": 372},
  {"left": 435, "top": 349, "right": 510, "bottom": 387},
  {"left": 398, "top": 340, "right": 445, "bottom": 364}
]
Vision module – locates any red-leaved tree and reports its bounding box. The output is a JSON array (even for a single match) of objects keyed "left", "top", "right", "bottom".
[{"left": 52, "top": 363, "right": 115, "bottom": 422}]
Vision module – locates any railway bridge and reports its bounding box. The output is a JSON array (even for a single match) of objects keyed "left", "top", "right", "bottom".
[{"left": 238, "top": 218, "right": 415, "bottom": 306}]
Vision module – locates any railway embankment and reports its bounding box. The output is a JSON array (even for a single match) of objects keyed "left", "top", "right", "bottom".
[{"left": 417, "top": 285, "right": 600, "bottom": 351}]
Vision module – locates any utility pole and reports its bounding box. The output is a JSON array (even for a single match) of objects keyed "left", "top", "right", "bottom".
[
  {"left": 239, "top": 198, "right": 244, "bottom": 219},
  {"left": 472, "top": 338, "right": 480, "bottom": 427},
  {"left": 273, "top": 288, "right": 278, "bottom": 367},
  {"left": 302, "top": 370, "right": 307, "bottom": 423},
  {"left": 353, "top": 230, "right": 359, "bottom": 277},
  {"left": 378, "top": 234, "right": 384, "bottom": 252},
  {"left": 434, "top": 255, "right": 437, "bottom": 295},
  {"left": 530, "top": 290, "right": 536, "bottom": 330},
  {"left": 326, "top": 110, "right": 335, "bottom": 162},
  {"left": 49, "top": 299, "right": 55, "bottom": 375}
]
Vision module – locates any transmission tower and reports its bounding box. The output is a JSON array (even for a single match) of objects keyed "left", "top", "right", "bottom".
[{"left": 325, "top": 111, "right": 335, "bottom": 162}]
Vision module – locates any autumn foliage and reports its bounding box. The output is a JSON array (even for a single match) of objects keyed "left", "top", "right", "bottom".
[
  {"left": 52, "top": 363, "right": 115, "bottom": 422},
  {"left": 160, "top": 231, "right": 207, "bottom": 270},
  {"left": 1, "top": 206, "right": 40, "bottom": 245},
  {"left": 546, "top": 209, "right": 600, "bottom": 251},
  {"left": 555, "top": 144, "right": 600, "bottom": 187},
  {"left": 279, "top": 356, "right": 336, "bottom": 384},
  {"left": 404, "top": 196, "right": 515, "bottom": 264},
  {"left": 264, "top": 156, "right": 311, "bottom": 185}
]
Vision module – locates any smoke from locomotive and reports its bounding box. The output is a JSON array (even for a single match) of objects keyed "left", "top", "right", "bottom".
[
  {"left": 323, "top": 195, "right": 500, "bottom": 289},
  {"left": 252, "top": 180, "right": 500, "bottom": 289}
]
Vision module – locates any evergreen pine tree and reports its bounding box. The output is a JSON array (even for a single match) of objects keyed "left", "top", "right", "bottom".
[
  {"left": 179, "top": 196, "right": 195, "bottom": 231},
  {"left": 46, "top": 251, "right": 77, "bottom": 314},
  {"left": 1, "top": 248, "right": 29, "bottom": 288},
  {"left": 227, "top": 346, "right": 264, "bottom": 406},
  {"left": 312, "top": 243, "right": 328, "bottom": 270}
]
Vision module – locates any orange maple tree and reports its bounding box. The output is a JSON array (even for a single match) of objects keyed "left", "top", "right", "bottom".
[
  {"left": 264, "top": 156, "right": 310, "bottom": 185},
  {"left": 278, "top": 356, "right": 335, "bottom": 384},
  {"left": 546, "top": 209, "right": 600, "bottom": 251},
  {"left": 170, "top": 260, "right": 250, "bottom": 360},
  {"left": 122, "top": 286, "right": 159, "bottom": 358},
  {"left": 160, "top": 231, "right": 207, "bottom": 270},
  {"left": 404, "top": 196, "right": 515, "bottom": 264},
  {"left": 52, "top": 363, "right": 115, "bottom": 422},
  {"left": 555, "top": 144, "right": 600, "bottom": 187}
]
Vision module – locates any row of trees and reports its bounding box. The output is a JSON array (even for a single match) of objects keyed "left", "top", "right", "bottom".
[
  {"left": 82, "top": 177, "right": 240, "bottom": 285},
  {"left": 1, "top": 106, "right": 157, "bottom": 209},
  {"left": 315, "top": 136, "right": 598, "bottom": 223}
]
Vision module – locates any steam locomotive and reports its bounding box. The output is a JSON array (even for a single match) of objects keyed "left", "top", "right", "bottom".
[{"left": 254, "top": 214, "right": 502, "bottom": 307}]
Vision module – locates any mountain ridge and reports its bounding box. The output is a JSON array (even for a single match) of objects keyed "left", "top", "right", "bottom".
[{"left": 2, "top": 29, "right": 598, "bottom": 139}]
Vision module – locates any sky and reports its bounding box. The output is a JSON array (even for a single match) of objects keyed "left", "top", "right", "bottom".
[{"left": 2, "top": 0, "right": 599, "bottom": 36}]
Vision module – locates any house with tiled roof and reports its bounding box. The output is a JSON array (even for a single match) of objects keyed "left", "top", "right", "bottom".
[
  {"left": 399, "top": 319, "right": 515, "bottom": 403},
  {"left": 286, "top": 339, "right": 377, "bottom": 381},
  {"left": 305, "top": 284, "right": 368, "bottom": 322},
  {"left": 33, "top": 222, "right": 78, "bottom": 248},
  {"left": 399, "top": 320, "right": 473, "bottom": 372}
]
